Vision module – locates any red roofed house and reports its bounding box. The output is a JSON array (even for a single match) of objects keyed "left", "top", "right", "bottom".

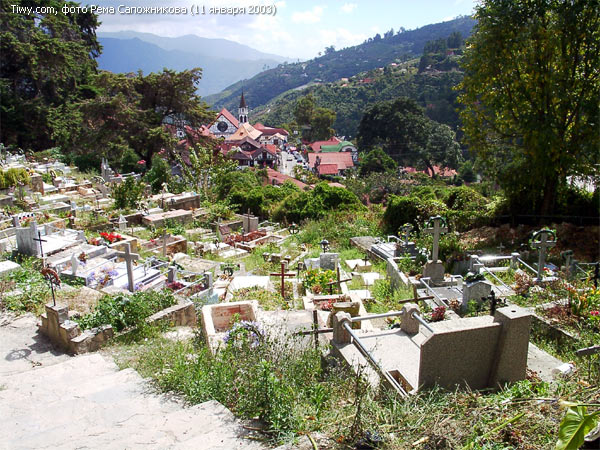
[
  {"left": 265, "top": 168, "right": 308, "bottom": 190},
  {"left": 308, "top": 152, "right": 354, "bottom": 176},
  {"left": 310, "top": 137, "right": 341, "bottom": 152}
]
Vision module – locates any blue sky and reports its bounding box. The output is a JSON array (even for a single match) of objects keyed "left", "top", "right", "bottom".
[{"left": 94, "top": 0, "right": 478, "bottom": 59}]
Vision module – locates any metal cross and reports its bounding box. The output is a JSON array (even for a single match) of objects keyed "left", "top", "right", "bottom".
[
  {"left": 326, "top": 266, "right": 352, "bottom": 295},
  {"left": 270, "top": 262, "right": 295, "bottom": 298},
  {"left": 32, "top": 231, "right": 47, "bottom": 263}
]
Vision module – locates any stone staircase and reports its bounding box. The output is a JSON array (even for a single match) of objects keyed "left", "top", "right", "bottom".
[{"left": 0, "top": 341, "right": 267, "bottom": 449}]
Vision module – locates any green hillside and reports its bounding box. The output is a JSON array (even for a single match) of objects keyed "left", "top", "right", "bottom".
[
  {"left": 252, "top": 55, "right": 464, "bottom": 139},
  {"left": 204, "top": 16, "right": 476, "bottom": 112}
]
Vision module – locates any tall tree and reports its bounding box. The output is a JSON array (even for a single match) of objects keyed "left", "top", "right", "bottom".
[
  {"left": 357, "top": 98, "right": 461, "bottom": 174},
  {"left": 0, "top": 0, "right": 100, "bottom": 150},
  {"left": 458, "top": 0, "right": 600, "bottom": 215},
  {"left": 51, "top": 69, "right": 214, "bottom": 168}
]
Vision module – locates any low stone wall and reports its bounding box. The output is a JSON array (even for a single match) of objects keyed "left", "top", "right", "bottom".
[
  {"left": 38, "top": 304, "right": 114, "bottom": 354},
  {"left": 147, "top": 301, "right": 197, "bottom": 327},
  {"left": 386, "top": 257, "right": 410, "bottom": 290}
]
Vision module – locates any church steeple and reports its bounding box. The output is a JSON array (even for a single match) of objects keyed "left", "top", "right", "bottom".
[{"left": 238, "top": 92, "right": 248, "bottom": 124}]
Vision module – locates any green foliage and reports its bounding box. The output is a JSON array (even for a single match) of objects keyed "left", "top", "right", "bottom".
[
  {"left": 125, "top": 332, "right": 342, "bottom": 443},
  {"left": 77, "top": 290, "right": 177, "bottom": 332},
  {"left": 358, "top": 97, "right": 461, "bottom": 174},
  {"left": 1, "top": 0, "right": 100, "bottom": 151},
  {"left": 144, "top": 155, "right": 171, "bottom": 194},
  {"left": 293, "top": 95, "right": 335, "bottom": 141},
  {"left": 556, "top": 405, "right": 599, "bottom": 450},
  {"left": 359, "top": 147, "right": 397, "bottom": 176},
  {"left": 0, "top": 258, "right": 50, "bottom": 314},
  {"left": 0, "top": 168, "right": 29, "bottom": 189},
  {"left": 112, "top": 177, "right": 145, "bottom": 210},
  {"left": 272, "top": 183, "right": 364, "bottom": 224},
  {"left": 120, "top": 148, "right": 144, "bottom": 174},
  {"left": 383, "top": 195, "right": 447, "bottom": 234},
  {"left": 458, "top": 0, "right": 600, "bottom": 216},
  {"left": 303, "top": 268, "right": 337, "bottom": 294}
]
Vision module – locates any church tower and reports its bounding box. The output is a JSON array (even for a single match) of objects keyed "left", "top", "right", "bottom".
[{"left": 238, "top": 92, "right": 248, "bottom": 124}]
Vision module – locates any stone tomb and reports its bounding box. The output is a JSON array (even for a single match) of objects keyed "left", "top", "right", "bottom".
[
  {"left": 16, "top": 221, "right": 85, "bottom": 258},
  {"left": 201, "top": 300, "right": 259, "bottom": 353},
  {"left": 331, "top": 304, "right": 532, "bottom": 392},
  {"left": 142, "top": 209, "right": 192, "bottom": 228}
]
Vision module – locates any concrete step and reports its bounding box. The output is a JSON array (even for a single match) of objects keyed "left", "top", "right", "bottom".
[{"left": 0, "top": 351, "right": 268, "bottom": 449}]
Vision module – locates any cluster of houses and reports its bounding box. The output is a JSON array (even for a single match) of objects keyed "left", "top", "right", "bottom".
[{"left": 167, "top": 94, "right": 457, "bottom": 181}]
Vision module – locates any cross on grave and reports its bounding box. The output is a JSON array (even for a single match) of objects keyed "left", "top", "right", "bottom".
[
  {"left": 561, "top": 250, "right": 575, "bottom": 278},
  {"left": 326, "top": 266, "right": 352, "bottom": 295},
  {"left": 41, "top": 267, "right": 61, "bottom": 307},
  {"left": 289, "top": 223, "right": 299, "bottom": 235},
  {"left": 530, "top": 229, "right": 557, "bottom": 281},
  {"left": 497, "top": 242, "right": 505, "bottom": 254},
  {"left": 270, "top": 262, "right": 295, "bottom": 298},
  {"left": 400, "top": 223, "right": 414, "bottom": 246},
  {"left": 32, "top": 230, "right": 47, "bottom": 263},
  {"left": 295, "top": 261, "right": 306, "bottom": 279},
  {"left": 424, "top": 216, "right": 448, "bottom": 262},
  {"left": 114, "top": 242, "right": 141, "bottom": 293}
]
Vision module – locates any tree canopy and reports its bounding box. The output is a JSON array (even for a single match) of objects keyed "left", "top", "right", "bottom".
[
  {"left": 357, "top": 97, "right": 461, "bottom": 175},
  {"left": 458, "top": 0, "right": 600, "bottom": 216},
  {"left": 0, "top": 0, "right": 100, "bottom": 150}
]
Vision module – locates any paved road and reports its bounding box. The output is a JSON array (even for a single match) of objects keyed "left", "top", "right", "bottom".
[{"left": 279, "top": 149, "right": 303, "bottom": 176}]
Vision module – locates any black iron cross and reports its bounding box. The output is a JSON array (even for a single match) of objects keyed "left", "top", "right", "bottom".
[{"left": 32, "top": 231, "right": 47, "bottom": 262}]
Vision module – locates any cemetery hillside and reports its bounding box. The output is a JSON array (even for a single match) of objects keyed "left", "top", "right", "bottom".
[{"left": 1, "top": 0, "right": 600, "bottom": 449}]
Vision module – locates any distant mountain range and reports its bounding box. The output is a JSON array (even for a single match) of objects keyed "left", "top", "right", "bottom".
[
  {"left": 96, "top": 31, "right": 288, "bottom": 96},
  {"left": 205, "top": 17, "right": 476, "bottom": 111}
]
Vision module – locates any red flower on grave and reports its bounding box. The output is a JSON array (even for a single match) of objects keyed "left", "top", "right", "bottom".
[
  {"left": 137, "top": 160, "right": 146, "bottom": 165},
  {"left": 590, "top": 311, "right": 599, "bottom": 316}
]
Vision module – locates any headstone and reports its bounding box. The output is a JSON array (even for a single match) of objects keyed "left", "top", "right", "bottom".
[
  {"left": 462, "top": 280, "right": 493, "bottom": 310},
  {"left": 70, "top": 253, "right": 79, "bottom": 276},
  {"left": 320, "top": 252, "right": 339, "bottom": 271},
  {"left": 16, "top": 221, "right": 40, "bottom": 257},
  {"left": 242, "top": 210, "right": 259, "bottom": 234},
  {"left": 117, "top": 215, "right": 127, "bottom": 231},
  {"left": 167, "top": 266, "right": 177, "bottom": 283}
]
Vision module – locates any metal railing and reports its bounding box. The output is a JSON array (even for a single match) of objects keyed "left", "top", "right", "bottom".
[
  {"left": 350, "top": 310, "right": 404, "bottom": 322},
  {"left": 480, "top": 266, "right": 512, "bottom": 294},
  {"left": 412, "top": 312, "right": 434, "bottom": 333},
  {"left": 419, "top": 277, "right": 449, "bottom": 307},
  {"left": 342, "top": 321, "right": 408, "bottom": 397},
  {"left": 517, "top": 258, "right": 537, "bottom": 275},
  {"left": 387, "top": 235, "right": 401, "bottom": 243}
]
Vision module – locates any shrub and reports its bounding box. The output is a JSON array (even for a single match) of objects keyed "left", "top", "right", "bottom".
[
  {"left": 383, "top": 195, "right": 447, "bottom": 235},
  {"left": 77, "top": 290, "right": 177, "bottom": 332},
  {"left": 144, "top": 155, "right": 171, "bottom": 194},
  {"left": 112, "top": 176, "right": 146, "bottom": 210},
  {"left": 0, "top": 168, "right": 30, "bottom": 189}
]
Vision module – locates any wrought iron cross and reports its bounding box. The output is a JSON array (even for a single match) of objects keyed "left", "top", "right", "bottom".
[
  {"left": 270, "top": 262, "right": 295, "bottom": 298},
  {"left": 32, "top": 231, "right": 47, "bottom": 263}
]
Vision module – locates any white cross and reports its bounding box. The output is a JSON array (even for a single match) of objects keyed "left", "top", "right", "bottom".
[
  {"left": 424, "top": 216, "right": 448, "bottom": 262},
  {"left": 115, "top": 243, "right": 141, "bottom": 292},
  {"left": 531, "top": 229, "right": 557, "bottom": 281}
]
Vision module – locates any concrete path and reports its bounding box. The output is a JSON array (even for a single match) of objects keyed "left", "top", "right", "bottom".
[{"left": 0, "top": 312, "right": 268, "bottom": 450}]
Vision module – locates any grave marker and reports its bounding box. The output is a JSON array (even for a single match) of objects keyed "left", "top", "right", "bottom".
[
  {"left": 530, "top": 229, "right": 557, "bottom": 281},
  {"left": 114, "top": 242, "right": 140, "bottom": 292},
  {"left": 424, "top": 216, "right": 448, "bottom": 262},
  {"left": 270, "top": 262, "right": 295, "bottom": 298}
]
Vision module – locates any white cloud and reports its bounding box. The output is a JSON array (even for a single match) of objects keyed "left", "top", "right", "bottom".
[
  {"left": 341, "top": 3, "right": 357, "bottom": 14},
  {"left": 291, "top": 6, "right": 324, "bottom": 24}
]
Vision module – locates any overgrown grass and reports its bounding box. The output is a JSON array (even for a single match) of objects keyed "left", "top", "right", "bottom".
[
  {"left": 366, "top": 278, "right": 414, "bottom": 314},
  {"left": 108, "top": 330, "right": 593, "bottom": 448},
  {"left": 0, "top": 256, "right": 51, "bottom": 314}
]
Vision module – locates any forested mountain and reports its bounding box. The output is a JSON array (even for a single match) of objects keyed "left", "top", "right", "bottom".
[
  {"left": 97, "top": 37, "right": 284, "bottom": 96},
  {"left": 253, "top": 58, "right": 463, "bottom": 139},
  {"left": 205, "top": 16, "right": 475, "bottom": 111}
]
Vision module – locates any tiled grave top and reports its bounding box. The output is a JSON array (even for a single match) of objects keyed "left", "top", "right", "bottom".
[{"left": 142, "top": 209, "right": 191, "bottom": 227}]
